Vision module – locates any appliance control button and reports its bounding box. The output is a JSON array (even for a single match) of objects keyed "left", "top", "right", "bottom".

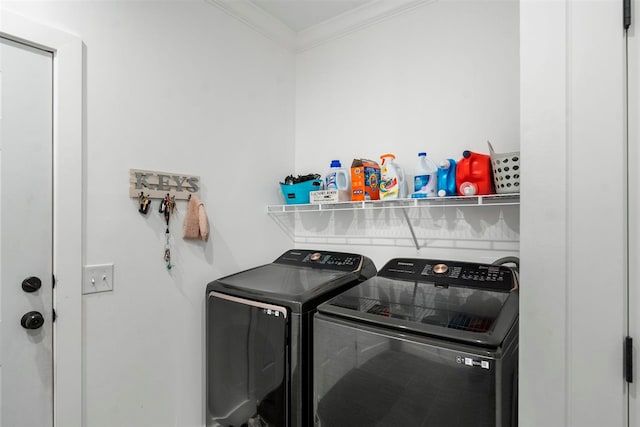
[
  {"left": 310, "top": 252, "right": 322, "bottom": 261},
  {"left": 433, "top": 263, "right": 449, "bottom": 274}
]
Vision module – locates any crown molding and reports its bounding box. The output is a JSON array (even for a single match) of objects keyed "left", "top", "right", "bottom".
[
  {"left": 205, "top": 0, "right": 297, "bottom": 51},
  {"left": 296, "top": 0, "right": 434, "bottom": 52},
  {"left": 205, "top": 0, "right": 433, "bottom": 53}
]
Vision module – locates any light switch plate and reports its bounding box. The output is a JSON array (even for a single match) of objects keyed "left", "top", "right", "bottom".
[{"left": 83, "top": 263, "right": 114, "bottom": 294}]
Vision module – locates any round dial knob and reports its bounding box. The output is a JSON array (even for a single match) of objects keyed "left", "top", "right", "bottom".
[
  {"left": 310, "top": 252, "right": 322, "bottom": 261},
  {"left": 20, "top": 311, "right": 44, "bottom": 330},
  {"left": 433, "top": 263, "right": 449, "bottom": 274}
]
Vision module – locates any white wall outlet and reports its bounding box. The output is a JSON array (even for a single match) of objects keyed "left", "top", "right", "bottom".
[{"left": 83, "top": 263, "right": 114, "bottom": 294}]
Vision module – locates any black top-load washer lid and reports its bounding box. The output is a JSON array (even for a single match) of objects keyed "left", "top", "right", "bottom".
[
  {"left": 318, "top": 258, "right": 519, "bottom": 347},
  {"left": 207, "top": 249, "right": 376, "bottom": 313}
]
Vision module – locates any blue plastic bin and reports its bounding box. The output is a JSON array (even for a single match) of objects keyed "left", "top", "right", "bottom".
[{"left": 280, "top": 179, "right": 322, "bottom": 204}]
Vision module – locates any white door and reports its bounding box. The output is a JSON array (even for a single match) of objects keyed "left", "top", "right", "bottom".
[{"left": 0, "top": 36, "right": 53, "bottom": 427}]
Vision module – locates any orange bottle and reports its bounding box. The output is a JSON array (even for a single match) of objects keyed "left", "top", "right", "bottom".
[{"left": 455, "top": 150, "right": 493, "bottom": 196}]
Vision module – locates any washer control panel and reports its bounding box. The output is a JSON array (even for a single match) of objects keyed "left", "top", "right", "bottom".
[
  {"left": 379, "top": 258, "right": 516, "bottom": 291},
  {"left": 275, "top": 250, "right": 362, "bottom": 271}
]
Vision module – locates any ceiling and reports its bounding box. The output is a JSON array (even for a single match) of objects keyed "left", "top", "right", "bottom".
[
  {"left": 208, "top": 0, "right": 427, "bottom": 51},
  {"left": 248, "top": 0, "right": 375, "bottom": 32}
]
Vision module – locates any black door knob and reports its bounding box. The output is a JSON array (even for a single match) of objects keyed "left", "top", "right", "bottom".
[
  {"left": 21, "top": 276, "right": 42, "bottom": 293},
  {"left": 20, "top": 311, "right": 44, "bottom": 330}
]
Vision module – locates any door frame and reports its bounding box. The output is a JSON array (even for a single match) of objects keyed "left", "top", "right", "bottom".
[
  {"left": 627, "top": 0, "right": 639, "bottom": 424},
  {"left": 0, "top": 9, "right": 83, "bottom": 427}
]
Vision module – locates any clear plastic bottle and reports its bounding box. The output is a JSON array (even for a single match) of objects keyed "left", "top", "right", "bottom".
[
  {"left": 412, "top": 152, "right": 438, "bottom": 198},
  {"left": 324, "top": 160, "right": 351, "bottom": 201}
]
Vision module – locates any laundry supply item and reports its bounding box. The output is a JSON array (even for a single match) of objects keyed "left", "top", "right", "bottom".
[
  {"left": 183, "top": 194, "right": 210, "bottom": 241},
  {"left": 488, "top": 141, "right": 520, "bottom": 194},
  {"left": 379, "top": 154, "right": 406, "bottom": 200},
  {"left": 324, "top": 160, "right": 351, "bottom": 201},
  {"left": 456, "top": 150, "right": 493, "bottom": 196},
  {"left": 411, "top": 152, "right": 438, "bottom": 198},
  {"left": 459, "top": 181, "right": 478, "bottom": 196},
  {"left": 437, "top": 159, "right": 458, "bottom": 197},
  {"left": 350, "top": 159, "right": 380, "bottom": 201},
  {"left": 280, "top": 174, "right": 322, "bottom": 204}
]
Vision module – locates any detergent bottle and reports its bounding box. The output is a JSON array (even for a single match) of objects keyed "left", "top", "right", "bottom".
[
  {"left": 437, "top": 159, "right": 457, "bottom": 197},
  {"left": 412, "top": 152, "right": 438, "bottom": 198},
  {"left": 324, "top": 160, "right": 351, "bottom": 201},
  {"left": 379, "top": 154, "right": 406, "bottom": 200},
  {"left": 456, "top": 150, "right": 493, "bottom": 196}
]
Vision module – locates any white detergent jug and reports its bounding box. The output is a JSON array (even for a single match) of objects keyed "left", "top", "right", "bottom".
[
  {"left": 324, "top": 160, "right": 351, "bottom": 201},
  {"left": 412, "top": 152, "right": 438, "bottom": 198},
  {"left": 379, "top": 153, "right": 406, "bottom": 200}
]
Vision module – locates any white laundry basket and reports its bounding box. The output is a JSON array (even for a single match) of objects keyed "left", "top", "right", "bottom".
[{"left": 488, "top": 141, "right": 520, "bottom": 194}]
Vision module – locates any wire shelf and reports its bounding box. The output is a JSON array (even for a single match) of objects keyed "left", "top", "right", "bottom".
[
  {"left": 266, "top": 194, "right": 519, "bottom": 250},
  {"left": 266, "top": 193, "right": 520, "bottom": 214}
]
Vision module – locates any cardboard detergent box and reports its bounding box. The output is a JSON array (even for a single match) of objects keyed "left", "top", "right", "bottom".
[{"left": 350, "top": 158, "right": 380, "bottom": 201}]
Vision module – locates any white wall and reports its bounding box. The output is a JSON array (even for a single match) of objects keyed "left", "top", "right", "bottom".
[
  {"left": 3, "top": 2, "right": 294, "bottom": 426},
  {"left": 293, "top": 0, "right": 520, "bottom": 267}
]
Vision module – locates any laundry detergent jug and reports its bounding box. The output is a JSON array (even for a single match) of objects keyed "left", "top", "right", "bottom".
[
  {"left": 379, "top": 154, "right": 406, "bottom": 199},
  {"left": 437, "top": 159, "right": 457, "bottom": 197},
  {"left": 456, "top": 150, "right": 493, "bottom": 196},
  {"left": 325, "top": 160, "right": 351, "bottom": 201},
  {"left": 412, "top": 152, "right": 438, "bottom": 198}
]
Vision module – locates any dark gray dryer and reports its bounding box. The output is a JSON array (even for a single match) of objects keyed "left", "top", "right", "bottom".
[
  {"left": 206, "top": 249, "right": 376, "bottom": 427},
  {"left": 314, "top": 257, "right": 519, "bottom": 427}
]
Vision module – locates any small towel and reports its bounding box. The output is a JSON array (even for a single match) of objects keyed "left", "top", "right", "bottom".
[
  {"left": 198, "top": 202, "right": 210, "bottom": 241},
  {"left": 183, "top": 195, "right": 209, "bottom": 241}
]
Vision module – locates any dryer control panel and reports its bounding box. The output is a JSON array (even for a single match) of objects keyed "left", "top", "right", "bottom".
[
  {"left": 274, "top": 250, "right": 363, "bottom": 272},
  {"left": 378, "top": 258, "right": 517, "bottom": 291}
]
